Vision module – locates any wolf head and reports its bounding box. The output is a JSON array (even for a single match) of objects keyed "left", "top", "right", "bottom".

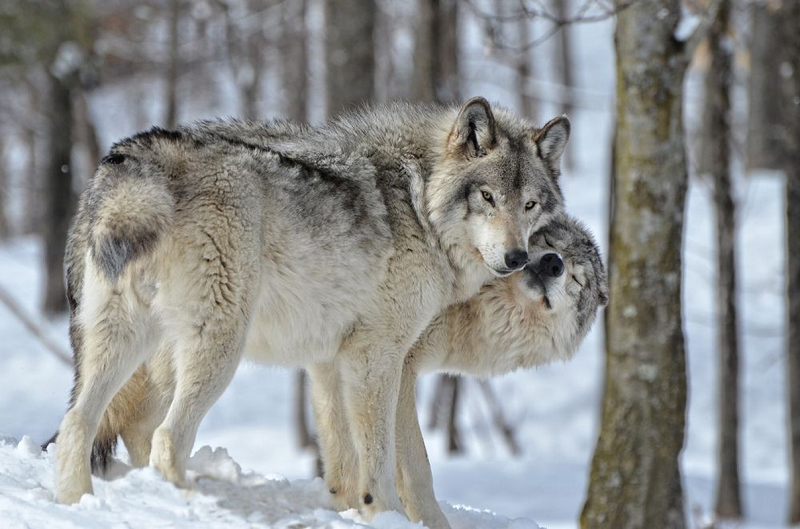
[
  {"left": 523, "top": 213, "right": 609, "bottom": 342},
  {"left": 427, "top": 97, "right": 570, "bottom": 277}
]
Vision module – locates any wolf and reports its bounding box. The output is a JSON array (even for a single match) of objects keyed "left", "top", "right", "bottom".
[
  {"left": 320, "top": 212, "right": 609, "bottom": 528},
  {"left": 51, "top": 97, "right": 571, "bottom": 522}
]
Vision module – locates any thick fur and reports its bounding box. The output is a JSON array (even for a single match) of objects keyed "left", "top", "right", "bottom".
[
  {"left": 392, "top": 212, "right": 608, "bottom": 526},
  {"left": 51, "top": 98, "right": 570, "bottom": 522}
]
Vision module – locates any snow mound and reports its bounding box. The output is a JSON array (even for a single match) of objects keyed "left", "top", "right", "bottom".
[{"left": 0, "top": 436, "right": 541, "bottom": 529}]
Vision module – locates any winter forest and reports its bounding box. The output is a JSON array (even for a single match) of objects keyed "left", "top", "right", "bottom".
[{"left": 0, "top": 0, "right": 798, "bottom": 528}]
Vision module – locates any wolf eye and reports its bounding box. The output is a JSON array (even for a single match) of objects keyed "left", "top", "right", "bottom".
[
  {"left": 525, "top": 200, "right": 537, "bottom": 211},
  {"left": 481, "top": 190, "right": 495, "bottom": 205}
]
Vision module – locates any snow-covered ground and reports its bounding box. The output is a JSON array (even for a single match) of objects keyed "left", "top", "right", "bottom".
[{"left": 0, "top": 11, "right": 791, "bottom": 529}]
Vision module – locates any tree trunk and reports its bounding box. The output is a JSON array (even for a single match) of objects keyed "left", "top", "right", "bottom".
[
  {"left": 516, "top": 15, "right": 536, "bottom": 122},
  {"left": 783, "top": 1, "right": 800, "bottom": 522},
  {"left": 295, "top": 370, "right": 313, "bottom": 448},
  {"left": 0, "top": 136, "right": 10, "bottom": 239},
  {"left": 164, "top": 0, "right": 180, "bottom": 128},
  {"left": 436, "top": 0, "right": 459, "bottom": 104},
  {"left": 444, "top": 374, "right": 462, "bottom": 455},
  {"left": 581, "top": 2, "right": 691, "bottom": 527},
  {"left": 412, "top": 0, "right": 459, "bottom": 104},
  {"left": 745, "top": 2, "right": 783, "bottom": 171},
  {"left": 281, "top": 0, "right": 308, "bottom": 122},
  {"left": 324, "top": 0, "right": 375, "bottom": 117},
  {"left": 553, "top": 0, "right": 574, "bottom": 169},
  {"left": 412, "top": 0, "right": 436, "bottom": 102},
  {"left": 42, "top": 71, "right": 75, "bottom": 315},
  {"left": 700, "top": 0, "right": 743, "bottom": 519}
]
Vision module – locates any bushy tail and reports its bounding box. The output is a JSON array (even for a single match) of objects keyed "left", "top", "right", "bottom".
[{"left": 89, "top": 154, "right": 174, "bottom": 282}]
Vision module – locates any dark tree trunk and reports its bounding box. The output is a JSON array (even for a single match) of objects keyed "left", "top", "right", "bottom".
[
  {"left": 294, "top": 370, "right": 313, "bottom": 448},
  {"left": 745, "top": 2, "right": 783, "bottom": 171},
  {"left": 516, "top": 15, "right": 536, "bottom": 122},
  {"left": 42, "top": 71, "right": 75, "bottom": 316},
  {"left": 436, "top": 0, "right": 459, "bottom": 104},
  {"left": 324, "top": 0, "right": 375, "bottom": 116},
  {"left": 444, "top": 374, "right": 462, "bottom": 455},
  {"left": 553, "top": 0, "right": 574, "bottom": 168},
  {"left": 413, "top": 0, "right": 436, "bottom": 103},
  {"left": 164, "top": 0, "right": 180, "bottom": 128},
  {"left": 784, "top": 2, "right": 800, "bottom": 523},
  {"left": 412, "top": 0, "right": 459, "bottom": 104},
  {"left": 581, "top": 2, "right": 692, "bottom": 527},
  {"left": 0, "top": 136, "right": 10, "bottom": 239},
  {"left": 281, "top": 0, "right": 308, "bottom": 122},
  {"left": 700, "top": 0, "right": 743, "bottom": 519}
]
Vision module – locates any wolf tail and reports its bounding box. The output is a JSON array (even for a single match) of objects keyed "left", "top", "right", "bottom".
[{"left": 89, "top": 146, "right": 174, "bottom": 283}]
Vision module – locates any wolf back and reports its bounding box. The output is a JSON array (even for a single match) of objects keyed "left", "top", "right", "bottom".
[{"left": 50, "top": 98, "right": 570, "bottom": 525}]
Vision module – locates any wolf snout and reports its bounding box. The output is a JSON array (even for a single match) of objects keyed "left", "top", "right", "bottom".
[
  {"left": 539, "top": 253, "right": 564, "bottom": 278},
  {"left": 504, "top": 249, "right": 529, "bottom": 270}
]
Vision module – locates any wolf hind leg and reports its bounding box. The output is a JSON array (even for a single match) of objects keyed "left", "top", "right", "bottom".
[
  {"left": 308, "top": 362, "right": 359, "bottom": 510},
  {"left": 118, "top": 353, "right": 175, "bottom": 467},
  {"left": 56, "top": 278, "right": 158, "bottom": 504},
  {"left": 148, "top": 313, "right": 248, "bottom": 487}
]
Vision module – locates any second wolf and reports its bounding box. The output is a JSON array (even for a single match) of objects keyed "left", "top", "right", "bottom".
[
  {"left": 329, "top": 212, "right": 608, "bottom": 528},
  {"left": 52, "top": 97, "right": 570, "bottom": 521}
]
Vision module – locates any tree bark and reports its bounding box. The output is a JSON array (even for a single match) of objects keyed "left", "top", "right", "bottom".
[
  {"left": 413, "top": 0, "right": 436, "bottom": 103},
  {"left": 163, "top": 0, "right": 180, "bottom": 128},
  {"left": 324, "top": 0, "right": 375, "bottom": 117},
  {"left": 700, "top": 0, "right": 743, "bottom": 519},
  {"left": 516, "top": 15, "right": 536, "bottom": 122},
  {"left": 745, "top": 2, "right": 784, "bottom": 171},
  {"left": 42, "top": 71, "right": 75, "bottom": 315},
  {"left": 553, "top": 0, "right": 574, "bottom": 168},
  {"left": 783, "top": 1, "right": 800, "bottom": 522},
  {"left": 0, "top": 136, "right": 10, "bottom": 239},
  {"left": 581, "top": 2, "right": 691, "bottom": 527},
  {"left": 412, "top": 0, "right": 459, "bottom": 104},
  {"left": 281, "top": 0, "right": 308, "bottom": 122}
]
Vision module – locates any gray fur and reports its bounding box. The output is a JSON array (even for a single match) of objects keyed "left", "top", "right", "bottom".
[
  {"left": 52, "top": 98, "right": 570, "bottom": 528},
  {"left": 390, "top": 213, "right": 607, "bottom": 526}
]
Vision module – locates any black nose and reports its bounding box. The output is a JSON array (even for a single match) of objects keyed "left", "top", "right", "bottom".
[
  {"left": 540, "top": 253, "right": 564, "bottom": 277},
  {"left": 504, "top": 248, "right": 529, "bottom": 270}
]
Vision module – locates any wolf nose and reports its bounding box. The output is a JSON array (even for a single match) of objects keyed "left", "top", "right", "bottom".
[
  {"left": 504, "top": 249, "right": 529, "bottom": 270},
  {"left": 540, "top": 253, "right": 564, "bottom": 277}
]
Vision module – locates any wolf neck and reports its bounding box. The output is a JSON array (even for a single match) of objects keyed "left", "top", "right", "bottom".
[{"left": 326, "top": 104, "right": 491, "bottom": 301}]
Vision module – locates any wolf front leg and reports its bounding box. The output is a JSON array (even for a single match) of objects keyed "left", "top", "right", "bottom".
[
  {"left": 308, "top": 362, "right": 360, "bottom": 510},
  {"left": 338, "top": 338, "right": 408, "bottom": 520},
  {"left": 395, "top": 362, "right": 452, "bottom": 529}
]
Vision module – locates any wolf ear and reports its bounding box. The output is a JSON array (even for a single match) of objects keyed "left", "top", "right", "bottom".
[
  {"left": 449, "top": 97, "right": 496, "bottom": 158},
  {"left": 534, "top": 116, "right": 570, "bottom": 167},
  {"left": 598, "top": 285, "right": 609, "bottom": 307}
]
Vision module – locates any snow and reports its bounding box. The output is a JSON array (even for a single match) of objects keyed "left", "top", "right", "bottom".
[
  {"left": 0, "top": 8, "right": 792, "bottom": 529},
  {"left": 0, "top": 437, "right": 541, "bottom": 529}
]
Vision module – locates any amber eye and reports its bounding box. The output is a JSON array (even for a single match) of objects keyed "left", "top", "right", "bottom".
[
  {"left": 525, "top": 200, "right": 536, "bottom": 211},
  {"left": 481, "top": 191, "right": 495, "bottom": 205}
]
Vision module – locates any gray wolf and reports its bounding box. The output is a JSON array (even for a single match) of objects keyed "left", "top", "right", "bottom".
[
  {"left": 50, "top": 97, "right": 570, "bottom": 523},
  {"left": 323, "top": 212, "right": 609, "bottom": 528}
]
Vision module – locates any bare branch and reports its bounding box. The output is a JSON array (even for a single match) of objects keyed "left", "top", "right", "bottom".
[
  {"left": 0, "top": 284, "right": 72, "bottom": 366},
  {"left": 476, "top": 380, "right": 522, "bottom": 456},
  {"left": 463, "top": 0, "right": 636, "bottom": 51}
]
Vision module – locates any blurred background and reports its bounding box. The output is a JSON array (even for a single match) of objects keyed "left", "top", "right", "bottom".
[{"left": 0, "top": 0, "right": 797, "bottom": 528}]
